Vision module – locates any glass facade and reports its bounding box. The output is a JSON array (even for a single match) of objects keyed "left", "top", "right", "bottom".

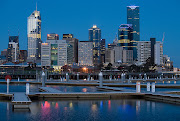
[
  {"left": 89, "top": 25, "right": 101, "bottom": 66},
  {"left": 127, "top": 6, "right": 140, "bottom": 60},
  {"left": 51, "top": 44, "right": 58, "bottom": 65},
  {"left": 118, "top": 24, "right": 133, "bottom": 49},
  {"left": 27, "top": 9, "right": 42, "bottom": 61}
]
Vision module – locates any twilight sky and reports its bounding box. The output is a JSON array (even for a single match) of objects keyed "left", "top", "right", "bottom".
[{"left": 0, "top": 0, "right": 180, "bottom": 67}]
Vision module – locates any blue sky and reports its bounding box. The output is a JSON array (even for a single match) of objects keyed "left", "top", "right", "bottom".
[{"left": 0, "top": 0, "right": 180, "bottom": 67}]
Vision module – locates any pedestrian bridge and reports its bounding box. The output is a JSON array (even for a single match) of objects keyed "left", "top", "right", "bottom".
[{"left": 12, "top": 93, "right": 32, "bottom": 109}]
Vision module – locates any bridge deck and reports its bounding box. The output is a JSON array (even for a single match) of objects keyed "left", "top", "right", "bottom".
[{"left": 39, "top": 87, "right": 62, "bottom": 93}]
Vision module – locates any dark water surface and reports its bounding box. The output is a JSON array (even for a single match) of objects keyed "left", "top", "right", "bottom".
[{"left": 1, "top": 99, "right": 180, "bottom": 121}]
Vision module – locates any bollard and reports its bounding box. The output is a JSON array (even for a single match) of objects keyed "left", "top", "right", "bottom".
[
  {"left": 152, "top": 83, "right": 155, "bottom": 93},
  {"left": 66, "top": 73, "right": 69, "bottom": 82},
  {"left": 26, "top": 83, "right": 29, "bottom": 95},
  {"left": 18, "top": 77, "right": 20, "bottom": 82},
  {"left": 87, "top": 74, "right": 90, "bottom": 81},
  {"left": 77, "top": 73, "right": 79, "bottom": 81},
  {"left": 121, "top": 73, "right": 124, "bottom": 82},
  {"left": 147, "top": 82, "right": 150, "bottom": 92},
  {"left": 144, "top": 73, "right": 147, "bottom": 81},
  {"left": 136, "top": 81, "right": 141, "bottom": 93},
  {"left": 42, "top": 72, "right": 45, "bottom": 87},
  {"left": 7, "top": 79, "right": 9, "bottom": 94},
  {"left": 99, "top": 72, "right": 103, "bottom": 87},
  {"left": 139, "top": 74, "right": 142, "bottom": 79},
  {"left": 50, "top": 77, "right": 52, "bottom": 81}
]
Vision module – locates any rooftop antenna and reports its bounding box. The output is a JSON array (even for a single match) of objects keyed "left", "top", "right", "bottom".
[
  {"left": 162, "top": 32, "right": 165, "bottom": 42},
  {"left": 36, "top": 2, "right": 37, "bottom": 11}
]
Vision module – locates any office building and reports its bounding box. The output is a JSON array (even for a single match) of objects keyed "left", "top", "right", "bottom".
[
  {"left": 127, "top": 6, "right": 140, "bottom": 60},
  {"left": 62, "top": 34, "right": 78, "bottom": 64},
  {"left": 89, "top": 25, "right": 101, "bottom": 65},
  {"left": 63, "top": 34, "right": 73, "bottom": 39},
  {"left": 118, "top": 24, "right": 133, "bottom": 49},
  {"left": 78, "top": 41, "right": 93, "bottom": 66},
  {"left": 41, "top": 40, "right": 67, "bottom": 68},
  {"left": 1, "top": 49, "right": 7, "bottom": 57},
  {"left": 100, "top": 39, "right": 106, "bottom": 64},
  {"left": 127, "top": 6, "right": 140, "bottom": 42},
  {"left": 7, "top": 36, "right": 20, "bottom": 62},
  {"left": 19, "top": 50, "right": 28, "bottom": 62},
  {"left": 150, "top": 38, "right": 156, "bottom": 64},
  {"left": 105, "top": 49, "right": 115, "bottom": 64},
  {"left": 27, "top": 6, "right": 42, "bottom": 62},
  {"left": 47, "top": 33, "right": 59, "bottom": 40},
  {"left": 114, "top": 46, "right": 133, "bottom": 64}
]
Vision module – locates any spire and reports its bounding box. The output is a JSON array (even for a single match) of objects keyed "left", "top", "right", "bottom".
[{"left": 36, "top": 2, "right": 37, "bottom": 11}]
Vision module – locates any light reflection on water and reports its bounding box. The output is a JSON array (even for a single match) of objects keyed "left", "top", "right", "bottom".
[{"left": 2, "top": 99, "right": 180, "bottom": 121}]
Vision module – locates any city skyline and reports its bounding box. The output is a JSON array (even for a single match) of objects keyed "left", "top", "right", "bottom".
[{"left": 0, "top": 0, "right": 180, "bottom": 66}]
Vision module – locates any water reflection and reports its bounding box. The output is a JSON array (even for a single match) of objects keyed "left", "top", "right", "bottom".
[{"left": 1, "top": 99, "right": 180, "bottom": 121}]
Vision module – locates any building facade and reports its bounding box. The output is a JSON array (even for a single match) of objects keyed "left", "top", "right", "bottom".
[
  {"left": 89, "top": 25, "right": 101, "bottom": 66},
  {"left": 7, "top": 36, "right": 20, "bottom": 62},
  {"left": 78, "top": 41, "right": 93, "bottom": 66},
  {"left": 27, "top": 8, "right": 42, "bottom": 62}
]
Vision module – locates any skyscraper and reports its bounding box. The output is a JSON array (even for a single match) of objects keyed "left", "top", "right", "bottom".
[
  {"left": 118, "top": 24, "right": 133, "bottom": 49},
  {"left": 89, "top": 25, "right": 101, "bottom": 66},
  {"left": 127, "top": 6, "right": 140, "bottom": 60},
  {"left": 7, "top": 36, "right": 20, "bottom": 62},
  {"left": 62, "top": 34, "right": 78, "bottom": 64},
  {"left": 100, "top": 39, "right": 106, "bottom": 64},
  {"left": 78, "top": 41, "right": 93, "bottom": 66},
  {"left": 27, "top": 6, "right": 42, "bottom": 62}
]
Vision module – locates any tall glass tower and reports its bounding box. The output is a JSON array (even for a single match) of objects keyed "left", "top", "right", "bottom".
[
  {"left": 127, "top": 6, "right": 140, "bottom": 60},
  {"left": 89, "top": 25, "right": 101, "bottom": 66},
  {"left": 118, "top": 24, "right": 133, "bottom": 50},
  {"left": 27, "top": 6, "right": 42, "bottom": 62}
]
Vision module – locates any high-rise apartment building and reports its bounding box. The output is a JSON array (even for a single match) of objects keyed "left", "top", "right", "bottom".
[
  {"left": 137, "top": 41, "right": 151, "bottom": 64},
  {"left": 154, "top": 41, "right": 163, "bottom": 65},
  {"left": 78, "top": 41, "right": 93, "bottom": 66},
  {"left": 7, "top": 36, "right": 20, "bottom": 62},
  {"left": 137, "top": 40, "right": 163, "bottom": 65},
  {"left": 127, "top": 6, "right": 140, "bottom": 60},
  {"left": 89, "top": 25, "right": 101, "bottom": 66},
  {"left": 27, "top": 7, "right": 42, "bottom": 62}
]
